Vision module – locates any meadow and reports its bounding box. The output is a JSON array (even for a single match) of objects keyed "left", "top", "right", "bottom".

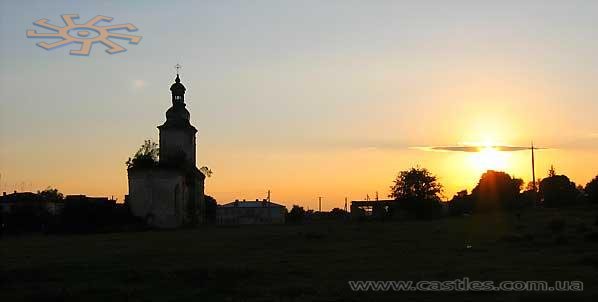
[{"left": 2, "top": 206, "right": 598, "bottom": 302}]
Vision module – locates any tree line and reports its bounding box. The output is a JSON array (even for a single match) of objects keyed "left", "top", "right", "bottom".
[
  {"left": 389, "top": 166, "right": 597, "bottom": 219},
  {"left": 285, "top": 167, "right": 597, "bottom": 223}
]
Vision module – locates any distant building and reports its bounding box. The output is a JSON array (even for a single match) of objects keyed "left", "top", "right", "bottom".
[
  {"left": 127, "top": 72, "right": 205, "bottom": 228},
  {"left": 350, "top": 199, "right": 397, "bottom": 218},
  {"left": 0, "top": 191, "right": 65, "bottom": 215},
  {"left": 217, "top": 199, "right": 286, "bottom": 224},
  {"left": 64, "top": 194, "right": 116, "bottom": 205}
]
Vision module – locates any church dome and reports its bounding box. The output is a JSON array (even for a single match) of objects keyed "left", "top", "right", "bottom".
[
  {"left": 170, "top": 74, "right": 186, "bottom": 94},
  {"left": 166, "top": 104, "right": 190, "bottom": 122}
]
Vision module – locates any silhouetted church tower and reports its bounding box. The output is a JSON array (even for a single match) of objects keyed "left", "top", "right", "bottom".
[
  {"left": 127, "top": 67, "right": 205, "bottom": 228},
  {"left": 158, "top": 72, "right": 197, "bottom": 166}
]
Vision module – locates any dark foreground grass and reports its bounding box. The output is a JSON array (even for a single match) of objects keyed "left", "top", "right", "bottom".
[{"left": 2, "top": 206, "right": 598, "bottom": 302}]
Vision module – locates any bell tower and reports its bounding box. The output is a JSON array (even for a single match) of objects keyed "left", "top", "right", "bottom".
[{"left": 158, "top": 67, "right": 197, "bottom": 166}]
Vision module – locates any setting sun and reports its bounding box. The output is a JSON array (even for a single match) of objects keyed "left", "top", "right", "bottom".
[{"left": 468, "top": 146, "right": 511, "bottom": 173}]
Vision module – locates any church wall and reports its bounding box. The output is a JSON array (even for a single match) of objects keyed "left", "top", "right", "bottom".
[
  {"left": 193, "top": 176, "right": 205, "bottom": 224},
  {"left": 128, "top": 169, "right": 188, "bottom": 228}
]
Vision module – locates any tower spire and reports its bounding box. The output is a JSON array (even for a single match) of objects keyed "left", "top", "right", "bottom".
[
  {"left": 159, "top": 66, "right": 197, "bottom": 166},
  {"left": 174, "top": 63, "right": 182, "bottom": 83},
  {"left": 170, "top": 64, "right": 186, "bottom": 105}
]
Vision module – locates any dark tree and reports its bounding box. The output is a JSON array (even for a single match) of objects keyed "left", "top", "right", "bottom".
[
  {"left": 389, "top": 167, "right": 443, "bottom": 219},
  {"left": 585, "top": 175, "right": 598, "bottom": 204},
  {"left": 539, "top": 174, "right": 579, "bottom": 207},
  {"left": 126, "top": 140, "right": 159, "bottom": 170},
  {"left": 448, "top": 190, "right": 473, "bottom": 215},
  {"left": 286, "top": 205, "right": 306, "bottom": 223},
  {"left": 390, "top": 167, "right": 443, "bottom": 201},
  {"left": 204, "top": 195, "right": 218, "bottom": 224},
  {"left": 37, "top": 187, "right": 64, "bottom": 202},
  {"left": 329, "top": 208, "right": 348, "bottom": 219},
  {"left": 471, "top": 170, "right": 524, "bottom": 212}
]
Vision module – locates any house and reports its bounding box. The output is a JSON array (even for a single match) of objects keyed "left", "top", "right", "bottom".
[
  {"left": 217, "top": 199, "right": 286, "bottom": 224},
  {"left": 0, "top": 191, "right": 64, "bottom": 215}
]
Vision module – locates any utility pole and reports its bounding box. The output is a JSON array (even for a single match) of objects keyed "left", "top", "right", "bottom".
[
  {"left": 318, "top": 196, "right": 322, "bottom": 212},
  {"left": 532, "top": 141, "right": 538, "bottom": 192},
  {"left": 375, "top": 191, "right": 379, "bottom": 201},
  {"left": 344, "top": 197, "right": 348, "bottom": 212},
  {"left": 267, "top": 190, "right": 271, "bottom": 202}
]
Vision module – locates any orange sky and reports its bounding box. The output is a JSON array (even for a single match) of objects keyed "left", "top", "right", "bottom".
[{"left": 1, "top": 1, "right": 597, "bottom": 210}]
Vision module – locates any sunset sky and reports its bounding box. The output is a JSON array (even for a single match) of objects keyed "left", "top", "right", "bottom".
[{"left": 1, "top": 0, "right": 597, "bottom": 210}]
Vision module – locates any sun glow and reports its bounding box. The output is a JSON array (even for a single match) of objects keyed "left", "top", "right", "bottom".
[{"left": 468, "top": 146, "right": 511, "bottom": 172}]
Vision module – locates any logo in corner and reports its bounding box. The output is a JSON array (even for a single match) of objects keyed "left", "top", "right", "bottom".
[{"left": 26, "top": 14, "right": 142, "bottom": 56}]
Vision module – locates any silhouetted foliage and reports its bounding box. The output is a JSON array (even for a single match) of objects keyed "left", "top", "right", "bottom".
[
  {"left": 389, "top": 167, "right": 443, "bottom": 219},
  {"left": 390, "top": 167, "right": 443, "bottom": 201},
  {"left": 204, "top": 195, "right": 218, "bottom": 224},
  {"left": 200, "top": 166, "right": 213, "bottom": 178},
  {"left": 329, "top": 208, "right": 348, "bottom": 219},
  {"left": 585, "top": 175, "right": 598, "bottom": 204},
  {"left": 308, "top": 208, "right": 348, "bottom": 221},
  {"left": 470, "top": 170, "right": 524, "bottom": 212},
  {"left": 286, "top": 205, "right": 306, "bottom": 223},
  {"left": 37, "top": 187, "right": 64, "bottom": 202},
  {"left": 448, "top": 190, "right": 473, "bottom": 216},
  {"left": 126, "top": 140, "right": 159, "bottom": 170},
  {"left": 548, "top": 165, "right": 556, "bottom": 177},
  {"left": 519, "top": 188, "right": 538, "bottom": 208},
  {"left": 539, "top": 174, "right": 578, "bottom": 207}
]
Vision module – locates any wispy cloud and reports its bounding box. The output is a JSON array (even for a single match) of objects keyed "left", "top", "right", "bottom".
[{"left": 414, "top": 145, "right": 546, "bottom": 153}]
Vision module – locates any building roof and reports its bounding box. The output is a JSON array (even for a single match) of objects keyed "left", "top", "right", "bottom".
[
  {"left": 0, "top": 192, "right": 39, "bottom": 203},
  {"left": 351, "top": 199, "right": 397, "bottom": 207},
  {"left": 220, "top": 199, "right": 285, "bottom": 208}
]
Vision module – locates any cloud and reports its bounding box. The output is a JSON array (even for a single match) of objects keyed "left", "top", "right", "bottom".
[{"left": 415, "top": 145, "right": 546, "bottom": 153}]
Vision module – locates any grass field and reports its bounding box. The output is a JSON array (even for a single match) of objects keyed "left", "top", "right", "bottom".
[{"left": 2, "top": 206, "right": 598, "bottom": 302}]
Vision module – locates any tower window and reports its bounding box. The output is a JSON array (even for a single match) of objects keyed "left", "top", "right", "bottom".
[{"left": 174, "top": 95, "right": 182, "bottom": 101}]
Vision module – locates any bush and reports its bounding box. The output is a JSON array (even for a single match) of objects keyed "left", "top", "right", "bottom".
[
  {"left": 286, "top": 205, "right": 306, "bottom": 224},
  {"left": 586, "top": 175, "right": 598, "bottom": 204},
  {"left": 539, "top": 175, "right": 578, "bottom": 207},
  {"left": 126, "top": 140, "right": 159, "bottom": 170},
  {"left": 448, "top": 190, "right": 473, "bottom": 216},
  {"left": 471, "top": 170, "right": 524, "bottom": 212}
]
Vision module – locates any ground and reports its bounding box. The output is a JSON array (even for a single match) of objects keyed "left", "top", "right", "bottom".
[{"left": 2, "top": 206, "right": 598, "bottom": 302}]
